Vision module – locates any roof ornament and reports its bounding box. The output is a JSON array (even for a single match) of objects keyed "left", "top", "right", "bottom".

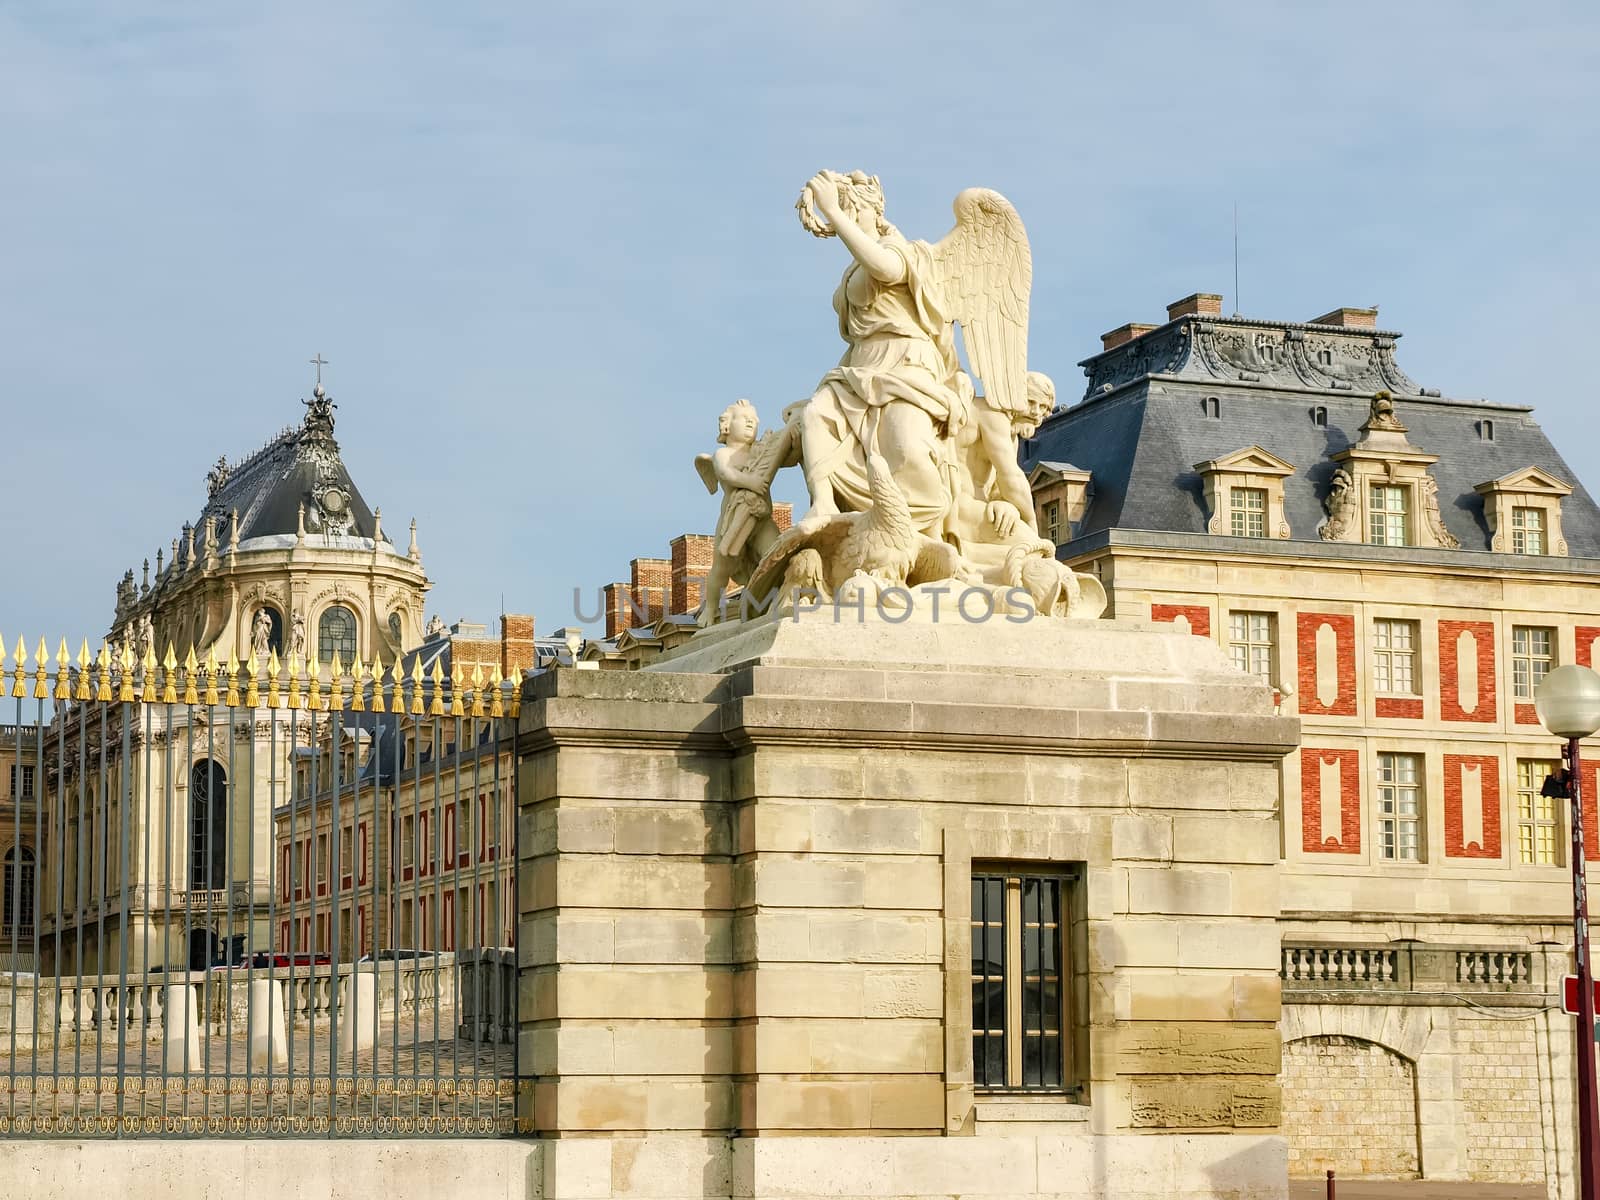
[
  {"left": 206, "top": 455, "right": 231, "bottom": 498},
  {"left": 1361, "top": 390, "right": 1407, "bottom": 435},
  {"left": 302, "top": 353, "right": 337, "bottom": 438}
]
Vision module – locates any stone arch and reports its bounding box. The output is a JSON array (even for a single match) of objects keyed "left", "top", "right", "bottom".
[{"left": 1281, "top": 1032, "right": 1420, "bottom": 1180}]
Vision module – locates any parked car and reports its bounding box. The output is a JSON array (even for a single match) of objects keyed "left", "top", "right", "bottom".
[{"left": 357, "top": 949, "right": 439, "bottom": 964}]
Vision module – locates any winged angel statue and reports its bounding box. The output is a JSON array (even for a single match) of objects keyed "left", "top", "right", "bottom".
[{"left": 693, "top": 169, "right": 1103, "bottom": 625}]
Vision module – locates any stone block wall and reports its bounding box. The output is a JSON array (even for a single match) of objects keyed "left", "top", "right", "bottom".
[{"left": 513, "top": 610, "right": 1298, "bottom": 1193}]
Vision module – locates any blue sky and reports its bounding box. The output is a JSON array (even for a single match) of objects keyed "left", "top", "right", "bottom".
[{"left": 2, "top": 3, "right": 1597, "bottom": 644}]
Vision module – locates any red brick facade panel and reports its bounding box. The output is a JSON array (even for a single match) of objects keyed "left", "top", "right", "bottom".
[
  {"left": 1300, "top": 747, "right": 1360, "bottom": 854},
  {"left": 1443, "top": 753, "right": 1501, "bottom": 859},
  {"left": 1577, "top": 627, "right": 1600, "bottom": 669},
  {"left": 1151, "top": 603, "right": 1210, "bottom": 637},
  {"left": 1438, "top": 619, "right": 1497, "bottom": 724},
  {"left": 1375, "top": 696, "right": 1423, "bottom": 720},
  {"left": 1296, "top": 613, "right": 1357, "bottom": 717},
  {"left": 1514, "top": 702, "right": 1539, "bottom": 726},
  {"left": 1584, "top": 761, "right": 1599, "bottom": 862}
]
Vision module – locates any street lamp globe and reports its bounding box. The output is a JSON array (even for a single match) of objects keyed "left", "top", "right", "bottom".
[{"left": 1536, "top": 664, "right": 1600, "bottom": 740}]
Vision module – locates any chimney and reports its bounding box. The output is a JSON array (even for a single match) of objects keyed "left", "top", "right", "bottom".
[
  {"left": 626, "top": 557, "right": 669, "bottom": 629},
  {"left": 1100, "top": 323, "right": 1158, "bottom": 352},
  {"left": 670, "top": 534, "right": 716, "bottom": 616},
  {"left": 1166, "top": 292, "right": 1223, "bottom": 321},
  {"left": 499, "top": 613, "right": 536, "bottom": 675},
  {"left": 603, "top": 582, "right": 628, "bottom": 639},
  {"left": 1309, "top": 306, "right": 1378, "bottom": 329}
]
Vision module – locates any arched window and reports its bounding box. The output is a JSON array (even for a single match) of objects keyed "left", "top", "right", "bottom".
[
  {"left": 190, "top": 761, "right": 227, "bottom": 891},
  {"left": 318, "top": 606, "right": 358, "bottom": 663},
  {"left": 4, "top": 846, "right": 36, "bottom": 934}
]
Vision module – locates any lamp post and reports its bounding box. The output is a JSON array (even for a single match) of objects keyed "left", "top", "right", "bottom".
[{"left": 1537, "top": 663, "right": 1600, "bottom": 1200}]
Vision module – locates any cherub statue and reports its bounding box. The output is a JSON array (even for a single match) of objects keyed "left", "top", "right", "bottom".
[
  {"left": 790, "top": 171, "right": 1031, "bottom": 538},
  {"left": 1319, "top": 468, "right": 1358, "bottom": 542},
  {"left": 693, "top": 399, "right": 797, "bottom": 626}
]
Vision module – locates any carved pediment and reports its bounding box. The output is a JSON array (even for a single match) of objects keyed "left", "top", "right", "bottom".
[
  {"left": 1027, "top": 461, "right": 1092, "bottom": 488},
  {"left": 1192, "top": 446, "right": 1296, "bottom": 478},
  {"left": 1473, "top": 466, "right": 1573, "bottom": 498}
]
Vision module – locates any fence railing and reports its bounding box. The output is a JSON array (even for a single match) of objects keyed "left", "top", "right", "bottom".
[
  {"left": 0, "top": 644, "right": 521, "bottom": 1136},
  {"left": 1282, "top": 940, "right": 1557, "bottom": 1000}
]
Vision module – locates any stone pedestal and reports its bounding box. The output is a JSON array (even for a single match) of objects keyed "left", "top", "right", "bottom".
[
  {"left": 162, "top": 984, "right": 202, "bottom": 1074},
  {"left": 247, "top": 978, "right": 287, "bottom": 1069},
  {"left": 515, "top": 609, "right": 1297, "bottom": 1198},
  {"left": 339, "top": 970, "right": 377, "bottom": 1056}
]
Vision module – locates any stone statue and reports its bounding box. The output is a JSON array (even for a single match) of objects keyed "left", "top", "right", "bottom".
[
  {"left": 289, "top": 611, "right": 307, "bottom": 660},
  {"left": 683, "top": 170, "right": 1104, "bottom": 622},
  {"left": 693, "top": 400, "right": 798, "bottom": 625},
  {"left": 137, "top": 613, "right": 155, "bottom": 660},
  {"left": 1319, "top": 468, "right": 1358, "bottom": 542},
  {"left": 1419, "top": 474, "right": 1460, "bottom": 549},
  {"left": 206, "top": 455, "right": 231, "bottom": 498},
  {"left": 425, "top": 614, "right": 447, "bottom": 640},
  {"left": 1363, "top": 390, "right": 1406, "bottom": 433},
  {"left": 251, "top": 608, "right": 273, "bottom": 660},
  {"left": 791, "top": 171, "right": 1031, "bottom": 535}
]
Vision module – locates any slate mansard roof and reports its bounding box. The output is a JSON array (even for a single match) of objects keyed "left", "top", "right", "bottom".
[
  {"left": 1022, "top": 312, "right": 1600, "bottom": 559},
  {"left": 200, "top": 389, "right": 386, "bottom": 548}
]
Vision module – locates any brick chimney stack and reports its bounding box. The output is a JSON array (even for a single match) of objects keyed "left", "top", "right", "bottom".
[
  {"left": 500, "top": 613, "right": 536, "bottom": 676},
  {"left": 670, "top": 534, "right": 715, "bottom": 616},
  {"left": 1309, "top": 306, "right": 1378, "bottom": 329},
  {"left": 1101, "top": 323, "right": 1158, "bottom": 352},
  {"left": 1166, "top": 292, "right": 1223, "bottom": 321}
]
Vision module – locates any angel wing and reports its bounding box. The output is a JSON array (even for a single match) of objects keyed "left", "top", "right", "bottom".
[
  {"left": 694, "top": 453, "right": 718, "bottom": 495},
  {"left": 929, "top": 189, "right": 1032, "bottom": 418}
]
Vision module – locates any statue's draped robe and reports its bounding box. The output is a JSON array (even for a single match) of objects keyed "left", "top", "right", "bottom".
[{"left": 805, "top": 234, "right": 967, "bottom": 532}]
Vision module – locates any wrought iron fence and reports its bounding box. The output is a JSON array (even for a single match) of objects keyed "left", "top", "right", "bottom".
[{"left": 0, "top": 638, "right": 520, "bottom": 1135}]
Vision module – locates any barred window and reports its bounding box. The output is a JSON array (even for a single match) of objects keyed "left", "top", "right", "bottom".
[
  {"left": 1377, "top": 752, "right": 1422, "bottom": 861},
  {"left": 1230, "top": 487, "right": 1267, "bottom": 538},
  {"left": 1228, "top": 612, "right": 1274, "bottom": 684},
  {"left": 1512, "top": 626, "right": 1554, "bottom": 700},
  {"left": 972, "top": 868, "right": 1075, "bottom": 1092},
  {"left": 1372, "top": 620, "right": 1418, "bottom": 695},
  {"left": 317, "top": 605, "right": 358, "bottom": 664},
  {"left": 1511, "top": 507, "right": 1546, "bottom": 555},
  {"left": 1368, "top": 484, "right": 1409, "bottom": 546},
  {"left": 1516, "top": 758, "right": 1561, "bottom": 866}
]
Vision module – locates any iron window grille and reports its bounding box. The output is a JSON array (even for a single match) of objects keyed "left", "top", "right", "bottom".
[{"left": 971, "top": 868, "right": 1076, "bottom": 1092}]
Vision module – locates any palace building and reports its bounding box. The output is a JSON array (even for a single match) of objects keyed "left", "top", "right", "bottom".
[{"left": 1025, "top": 292, "right": 1600, "bottom": 1190}]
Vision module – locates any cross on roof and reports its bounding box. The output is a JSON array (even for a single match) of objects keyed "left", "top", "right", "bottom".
[{"left": 309, "top": 353, "right": 329, "bottom": 388}]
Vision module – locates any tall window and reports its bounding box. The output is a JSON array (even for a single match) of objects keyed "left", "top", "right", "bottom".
[
  {"left": 9, "top": 764, "right": 34, "bottom": 799},
  {"left": 1372, "top": 620, "right": 1418, "bottom": 695},
  {"left": 2, "top": 846, "right": 35, "bottom": 934},
  {"left": 318, "top": 605, "right": 358, "bottom": 663},
  {"left": 1042, "top": 500, "right": 1061, "bottom": 544},
  {"left": 1229, "top": 487, "right": 1267, "bottom": 538},
  {"left": 1516, "top": 759, "right": 1561, "bottom": 866},
  {"left": 1228, "top": 612, "right": 1274, "bottom": 683},
  {"left": 1368, "top": 484, "right": 1410, "bottom": 546},
  {"left": 1511, "top": 507, "right": 1546, "bottom": 555},
  {"left": 1512, "top": 626, "right": 1555, "bottom": 700},
  {"left": 189, "top": 761, "right": 227, "bottom": 891},
  {"left": 971, "top": 868, "right": 1074, "bottom": 1092},
  {"left": 1377, "top": 752, "right": 1422, "bottom": 861}
]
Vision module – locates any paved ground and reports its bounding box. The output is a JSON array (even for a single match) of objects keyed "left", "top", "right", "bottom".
[
  {"left": 1290, "top": 1181, "right": 1545, "bottom": 1199},
  {"left": 0, "top": 1003, "right": 515, "bottom": 1133}
]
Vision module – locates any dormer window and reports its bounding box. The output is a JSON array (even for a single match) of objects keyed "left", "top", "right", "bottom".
[
  {"left": 1474, "top": 466, "right": 1572, "bottom": 557},
  {"left": 1230, "top": 487, "right": 1267, "bottom": 537},
  {"left": 1511, "top": 506, "right": 1546, "bottom": 555},
  {"left": 1201, "top": 397, "right": 1220, "bottom": 419},
  {"left": 1477, "top": 419, "right": 1495, "bottom": 441},
  {"left": 1027, "top": 462, "right": 1093, "bottom": 546},
  {"left": 1317, "top": 348, "right": 1333, "bottom": 367},
  {"left": 1193, "top": 447, "right": 1295, "bottom": 540},
  {"left": 1367, "top": 484, "right": 1410, "bottom": 547},
  {"left": 1311, "top": 406, "right": 1327, "bottom": 428}
]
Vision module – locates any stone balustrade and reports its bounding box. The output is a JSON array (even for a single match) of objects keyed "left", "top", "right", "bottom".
[
  {"left": 1281, "top": 940, "right": 1560, "bottom": 1002},
  {"left": 0, "top": 953, "right": 459, "bottom": 1050}
]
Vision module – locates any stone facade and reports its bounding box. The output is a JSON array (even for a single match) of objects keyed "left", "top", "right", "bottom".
[
  {"left": 1026, "top": 294, "right": 1600, "bottom": 1195},
  {"left": 513, "top": 608, "right": 1296, "bottom": 1197}
]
